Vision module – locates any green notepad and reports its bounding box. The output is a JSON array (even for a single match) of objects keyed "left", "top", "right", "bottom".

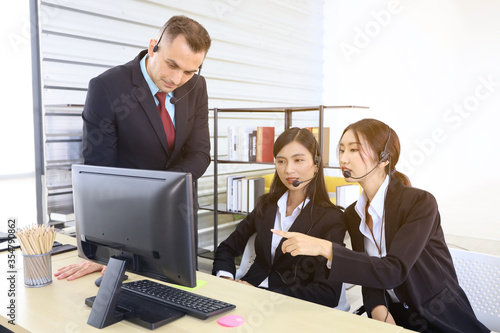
[{"left": 174, "top": 280, "right": 207, "bottom": 291}]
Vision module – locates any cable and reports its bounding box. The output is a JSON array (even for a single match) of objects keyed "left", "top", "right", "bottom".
[{"left": 277, "top": 181, "right": 317, "bottom": 286}]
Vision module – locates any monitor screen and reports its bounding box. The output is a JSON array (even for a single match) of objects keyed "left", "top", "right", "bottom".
[{"left": 72, "top": 165, "right": 197, "bottom": 288}]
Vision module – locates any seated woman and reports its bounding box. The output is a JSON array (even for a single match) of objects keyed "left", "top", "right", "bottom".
[
  {"left": 212, "top": 127, "right": 346, "bottom": 308},
  {"left": 273, "top": 119, "right": 489, "bottom": 332}
]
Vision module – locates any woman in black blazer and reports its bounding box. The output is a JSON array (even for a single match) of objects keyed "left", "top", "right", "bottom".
[
  {"left": 212, "top": 128, "right": 346, "bottom": 308},
  {"left": 274, "top": 119, "right": 489, "bottom": 332}
]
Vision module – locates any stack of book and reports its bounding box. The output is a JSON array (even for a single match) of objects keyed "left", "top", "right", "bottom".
[
  {"left": 226, "top": 176, "right": 266, "bottom": 213},
  {"left": 227, "top": 126, "right": 274, "bottom": 162},
  {"left": 49, "top": 209, "right": 75, "bottom": 226}
]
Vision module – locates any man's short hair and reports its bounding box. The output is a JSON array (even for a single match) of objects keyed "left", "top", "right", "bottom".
[{"left": 159, "top": 15, "right": 211, "bottom": 54}]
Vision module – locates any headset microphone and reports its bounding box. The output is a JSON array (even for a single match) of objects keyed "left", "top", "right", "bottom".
[
  {"left": 342, "top": 169, "right": 352, "bottom": 178},
  {"left": 343, "top": 151, "right": 390, "bottom": 179},
  {"left": 292, "top": 177, "right": 315, "bottom": 187},
  {"left": 342, "top": 166, "right": 377, "bottom": 180}
]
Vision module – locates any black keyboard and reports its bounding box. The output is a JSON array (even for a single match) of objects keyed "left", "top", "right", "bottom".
[
  {"left": 121, "top": 279, "right": 235, "bottom": 320},
  {"left": 0, "top": 231, "right": 13, "bottom": 243}
]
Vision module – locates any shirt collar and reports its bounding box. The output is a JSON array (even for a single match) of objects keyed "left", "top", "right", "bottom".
[
  {"left": 355, "top": 175, "right": 390, "bottom": 220},
  {"left": 140, "top": 53, "right": 173, "bottom": 101},
  {"left": 370, "top": 175, "right": 390, "bottom": 219},
  {"left": 277, "top": 191, "right": 310, "bottom": 217}
]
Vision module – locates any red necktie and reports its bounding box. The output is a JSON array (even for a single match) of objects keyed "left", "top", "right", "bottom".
[{"left": 155, "top": 92, "right": 175, "bottom": 152}]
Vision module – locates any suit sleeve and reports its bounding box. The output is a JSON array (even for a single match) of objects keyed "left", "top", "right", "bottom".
[
  {"left": 271, "top": 209, "right": 346, "bottom": 308},
  {"left": 329, "top": 189, "right": 440, "bottom": 290},
  {"left": 212, "top": 210, "right": 257, "bottom": 277},
  {"left": 82, "top": 77, "right": 118, "bottom": 166},
  {"left": 361, "top": 286, "right": 387, "bottom": 316},
  {"left": 167, "top": 76, "right": 210, "bottom": 180}
]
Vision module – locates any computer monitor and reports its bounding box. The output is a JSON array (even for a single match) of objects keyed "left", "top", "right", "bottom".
[{"left": 72, "top": 164, "right": 197, "bottom": 288}]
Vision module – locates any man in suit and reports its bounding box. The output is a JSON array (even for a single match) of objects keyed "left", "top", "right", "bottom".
[
  {"left": 82, "top": 15, "right": 211, "bottom": 180},
  {"left": 55, "top": 15, "right": 211, "bottom": 281}
]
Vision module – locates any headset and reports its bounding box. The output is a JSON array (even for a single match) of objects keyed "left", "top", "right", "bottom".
[{"left": 152, "top": 23, "right": 203, "bottom": 105}]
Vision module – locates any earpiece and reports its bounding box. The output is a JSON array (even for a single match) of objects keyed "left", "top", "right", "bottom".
[
  {"left": 380, "top": 150, "right": 390, "bottom": 163},
  {"left": 379, "top": 128, "right": 392, "bottom": 163},
  {"left": 313, "top": 138, "right": 321, "bottom": 166},
  {"left": 314, "top": 155, "right": 321, "bottom": 166},
  {"left": 153, "top": 24, "right": 169, "bottom": 53}
]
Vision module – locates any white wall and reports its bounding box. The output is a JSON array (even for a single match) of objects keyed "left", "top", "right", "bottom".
[
  {"left": 324, "top": 0, "right": 500, "bottom": 241},
  {"left": 0, "top": 1, "right": 37, "bottom": 229}
]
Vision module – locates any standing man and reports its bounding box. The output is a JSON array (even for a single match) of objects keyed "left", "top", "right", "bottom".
[
  {"left": 55, "top": 15, "right": 211, "bottom": 281},
  {"left": 82, "top": 15, "right": 211, "bottom": 179}
]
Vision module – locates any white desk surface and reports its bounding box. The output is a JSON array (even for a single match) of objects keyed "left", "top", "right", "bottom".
[{"left": 0, "top": 235, "right": 414, "bottom": 333}]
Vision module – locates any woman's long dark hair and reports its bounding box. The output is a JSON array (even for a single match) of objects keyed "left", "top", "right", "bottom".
[
  {"left": 255, "top": 127, "right": 338, "bottom": 217},
  {"left": 340, "top": 118, "right": 411, "bottom": 186}
]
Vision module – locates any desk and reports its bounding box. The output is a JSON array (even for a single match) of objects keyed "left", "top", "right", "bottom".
[{"left": 1, "top": 235, "right": 414, "bottom": 333}]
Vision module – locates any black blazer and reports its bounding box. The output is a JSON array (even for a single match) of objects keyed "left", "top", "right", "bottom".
[
  {"left": 82, "top": 50, "right": 210, "bottom": 180},
  {"left": 213, "top": 201, "right": 346, "bottom": 308},
  {"left": 329, "top": 176, "right": 489, "bottom": 333}
]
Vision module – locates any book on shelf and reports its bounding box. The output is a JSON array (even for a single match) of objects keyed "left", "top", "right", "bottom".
[
  {"left": 227, "top": 126, "right": 238, "bottom": 161},
  {"left": 238, "top": 127, "right": 254, "bottom": 162},
  {"left": 249, "top": 130, "right": 257, "bottom": 162},
  {"left": 226, "top": 175, "right": 244, "bottom": 211},
  {"left": 256, "top": 127, "right": 274, "bottom": 163},
  {"left": 235, "top": 178, "right": 242, "bottom": 212},
  {"left": 241, "top": 177, "right": 249, "bottom": 213},
  {"left": 247, "top": 177, "right": 265, "bottom": 212},
  {"left": 226, "top": 176, "right": 265, "bottom": 213},
  {"left": 306, "top": 127, "right": 330, "bottom": 165},
  {"left": 227, "top": 127, "right": 260, "bottom": 162},
  {"left": 50, "top": 209, "right": 75, "bottom": 222}
]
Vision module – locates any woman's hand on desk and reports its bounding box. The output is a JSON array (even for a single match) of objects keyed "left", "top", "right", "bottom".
[
  {"left": 219, "top": 276, "right": 234, "bottom": 281},
  {"left": 54, "top": 260, "right": 105, "bottom": 281},
  {"left": 235, "top": 279, "right": 254, "bottom": 287},
  {"left": 218, "top": 276, "right": 254, "bottom": 287}
]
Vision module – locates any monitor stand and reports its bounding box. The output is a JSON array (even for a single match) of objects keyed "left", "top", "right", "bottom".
[{"left": 85, "top": 257, "right": 185, "bottom": 329}]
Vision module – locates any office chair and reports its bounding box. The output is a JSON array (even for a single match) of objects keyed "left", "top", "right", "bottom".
[{"left": 449, "top": 248, "right": 500, "bottom": 332}]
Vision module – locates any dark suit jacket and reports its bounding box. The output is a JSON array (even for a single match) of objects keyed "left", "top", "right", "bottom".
[
  {"left": 213, "top": 201, "right": 346, "bottom": 308},
  {"left": 329, "top": 176, "right": 489, "bottom": 333},
  {"left": 82, "top": 50, "right": 210, "bottom": 180}
]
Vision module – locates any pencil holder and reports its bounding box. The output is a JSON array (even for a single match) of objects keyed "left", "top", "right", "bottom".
[{"left": 22, "top": 251, "right": 52, "bottom": 287}]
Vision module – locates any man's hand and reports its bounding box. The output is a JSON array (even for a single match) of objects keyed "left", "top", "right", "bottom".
[{"left": 54, "top": 260, "right": 105, "bottom": 281}]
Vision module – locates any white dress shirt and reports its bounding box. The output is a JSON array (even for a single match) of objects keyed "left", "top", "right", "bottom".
[{"left": 354, "top": 175, "right": 400, "bottom": 303}]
